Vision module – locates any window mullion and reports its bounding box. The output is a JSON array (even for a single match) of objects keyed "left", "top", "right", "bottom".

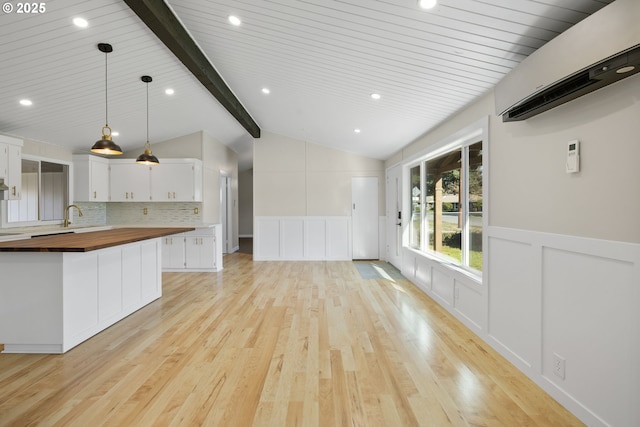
[
  {"left": 461, "top": 145, "right": 469, "bottom": 267},
  {"left": 420, "top": 161, "right": 426, "bottom": 252}
]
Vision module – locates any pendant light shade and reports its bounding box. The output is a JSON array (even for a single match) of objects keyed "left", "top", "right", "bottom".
[
  {"left": 91, "top": 43, "right": 122, "bottom": 155},
  {"left": 136, "top": 75, "right": 159, "bottom": 165}
]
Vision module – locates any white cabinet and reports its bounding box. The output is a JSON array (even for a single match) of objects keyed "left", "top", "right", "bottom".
[
  {"left": 0, "top": 135, "right": 23, "bottom": 200},
  {"left": 7, "top": 144, "right": 22, "bottom": 200},
  {"left": 185, "top": 232, "right": 215, "bottom": 269},
  {"left": 161, "top": 235, "right": 186, "bottom": 269},
  {"left": 109, "top": 160, "right": 151, "bottom": 202},
  {"left": 99, "top": 158, "right": 202, "bottom": 203},
  {"left": 150, "top": 159, "right": 202, "bottom": 202},
  {"left": 162, "top": 225, "right": 222, "bottom": 272},
  {"left": 72, "top": 155, "right": 110, "bottom": 202},
  {"left": 0, "top": 238, "right": 162, "bottom": 353},
  {"left": 0, "top": 142, "right": 7, "bottom": 180}
]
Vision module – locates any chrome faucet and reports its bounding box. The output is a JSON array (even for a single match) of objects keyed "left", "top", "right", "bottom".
[{"left": 63, "top": 204, "right": 83, "bottom": 228}]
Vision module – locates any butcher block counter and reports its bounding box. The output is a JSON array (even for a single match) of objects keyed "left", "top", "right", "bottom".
[
  {"left": 0, "top": 227, "right": 194, "bottom": 252},
  {"left": 0, "top": 227, "right": 192, "bottom": 354}
]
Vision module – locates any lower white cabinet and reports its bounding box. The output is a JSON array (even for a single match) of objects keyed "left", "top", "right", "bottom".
[
  {"left": 0, "top": 238, "right": 162, "bottom": 354},
  {"left": 185, "top": 234, "right": 215, "bottom": 269},
  {"left": 162, "top": 235, "right": 186, "bottom": 269},
  {"left": 162, "top": 225, "right": 222, "bottom": 272}
]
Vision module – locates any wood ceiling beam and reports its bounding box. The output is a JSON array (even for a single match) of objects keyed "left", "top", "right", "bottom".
[{"left": 123, "top": 0, "right": 261, "bottom": 138}]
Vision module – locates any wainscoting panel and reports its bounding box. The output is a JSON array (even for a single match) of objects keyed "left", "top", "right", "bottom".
[
  {"left": 281, "top": 218, "right": 305, "bottom": 260},
  {"left": 255, "top": 218, "right": 280, "bottom": 259},
  {"left": 305, "top": 219, "right": 327, "bottom": 260},
  {"left": 432, "top": 267, "right": 454, "bottom": 308},
  {"left": 541, "top": 246, "right": 635, "bottom": 427},
  {"left": 453, "top": 280, "right": 483, "bottom": 331},
  {"left": 487, "top": 235, "right": 538, "bottom": 370},
  {"left": 255, "top": 216, "right": 353, "bottom": 261},
  {"left": 485, "top": 226, "right": 640, "bottom": 427},
  {"left": 325, "top": 217, "right": 351, "bottom": 260},
  {"left": 415, "top": 256, "right": 432, "bottom": 291},
  {"left": 401, "top": 248, "right": 484, "bottom": 334},
  {"left": 401, "top": 227, "right": 640, "bottom": 426}
]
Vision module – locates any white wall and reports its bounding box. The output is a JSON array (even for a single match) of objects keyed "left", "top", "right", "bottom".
[
  {"left": 389, "top": 70, "right": 640, "bottom": 427},
  {"left": 254, "top": 131, "right": 385, "bottom": 217},
  {"left": 22, "top": 138, "right": 72, "bottom": 162},
  {"left": 202, "top": 131, "right": 238, "bottom": 249},
  {"left": 253, "top": 131, "right": 386, "bottom": 260}
]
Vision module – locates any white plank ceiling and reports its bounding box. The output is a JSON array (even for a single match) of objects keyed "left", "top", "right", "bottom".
[{"left": 0, "top": 0, "right": 614, "bottom": 169}]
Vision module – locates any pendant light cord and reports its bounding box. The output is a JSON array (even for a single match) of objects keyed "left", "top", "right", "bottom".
[
  {"left": 146, "top": 79, "right": 149, "bottom": 143},
  {"left": 104, "top": 50, "right": 108, "bottom": 126}
]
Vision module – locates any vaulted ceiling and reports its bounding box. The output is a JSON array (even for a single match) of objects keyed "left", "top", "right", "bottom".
[{"left": 0, "top": 0, "right": 614, "bottom": 170}]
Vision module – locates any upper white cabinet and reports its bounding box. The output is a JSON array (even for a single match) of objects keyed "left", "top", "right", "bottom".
[
  {"left": 150, "top": 159, "right": 202, "bottom": 202},
  {"left": 0, "top": 135, "right": 23, "bottom": 200},
  {"left": 73, "top": 156, "right": 203, "bottom": 203},
  {"left": 0, "top": 143, "right": 7, "bottom": 179},
  {"left": 72, "top": 155, "right": 110, "bottom": 202},
  {"left": 109, "top": 160, "right": 151, "bottom": 202}
]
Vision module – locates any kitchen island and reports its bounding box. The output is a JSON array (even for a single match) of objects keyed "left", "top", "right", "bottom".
[{"left": 0, "top": 227, "right": 193, "bottom": 354}]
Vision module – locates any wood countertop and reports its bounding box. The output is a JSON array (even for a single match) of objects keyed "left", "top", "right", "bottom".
[{"left": 0, "top": 227, "right": 194, "bottom": 252}]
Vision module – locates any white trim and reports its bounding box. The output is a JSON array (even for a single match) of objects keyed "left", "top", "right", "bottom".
[{"left": 400, "top": 116, "right": 489, "bottom": 279}]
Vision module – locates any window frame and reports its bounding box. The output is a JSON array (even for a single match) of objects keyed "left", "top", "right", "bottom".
[
  {"left": 0, "top": 154, "right": 73, "bottom": 228},
  {"left": 402, "top": 117, "right": 488, "bottom": 280}
]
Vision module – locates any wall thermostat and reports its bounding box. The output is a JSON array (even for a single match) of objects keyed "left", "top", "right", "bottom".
[{"left": 566, "top": 139, "right": 580, "bottom": 173}]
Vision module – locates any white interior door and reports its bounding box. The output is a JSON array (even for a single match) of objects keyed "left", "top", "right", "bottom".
[
  {"left": 386, "top": 165, "right": 403, "bottom": 269},
  {"left": 352, "top": 176, "right": 379, "bottom": 260}
]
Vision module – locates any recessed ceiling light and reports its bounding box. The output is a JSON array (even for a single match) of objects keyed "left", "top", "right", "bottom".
[
  {"left": 165, "top": 88, "right": 175, "bottom": 95},
  {"left": 261, "top": 88, "right": 270, "bottom": 94},
  {"left": 418, "top": 0, "right": 437, "bottom": 9},
  {"left": 111, "top": 131, "right": 120, "bottom": 137},
  {"left": 73, "top": 17, "right": 89, "bottom": 28},
  {"left": 354, "top": 129, "right": 361, "bottom": 134},
  {"left": 370, "top": 93, "right": 381, "bottom": 100},
  {"left": 19, "top": 99, "right": 32, "bottom": 106},
  {"left": 228, "top": 15, "right": 241, "bottom": 26}
]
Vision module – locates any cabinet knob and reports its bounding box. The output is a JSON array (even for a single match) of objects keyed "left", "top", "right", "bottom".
[
  {"left": 12, "top": 186, "right": 16, "bottom": 196},
  {"left": 168, "top": 191, "right": 171, "bottom": 199},
  {"left": 93, "top": 191, "right": 97, "bottom": 199}
]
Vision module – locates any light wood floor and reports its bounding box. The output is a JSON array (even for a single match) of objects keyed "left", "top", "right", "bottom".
[{"left": 0, "top": 252, "right": 583, "bottom": 427}]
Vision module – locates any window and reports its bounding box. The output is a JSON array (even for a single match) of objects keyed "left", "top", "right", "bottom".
[
  {"left": 407, "top": 140, "right": 483, "bottom": 272},
  {"left": 6, "top": 158, "right": 69, "bottom": 224}
]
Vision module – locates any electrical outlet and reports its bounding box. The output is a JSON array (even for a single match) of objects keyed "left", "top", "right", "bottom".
[{"left": 553, "top": 353, "right": 566, "bottom": 379}]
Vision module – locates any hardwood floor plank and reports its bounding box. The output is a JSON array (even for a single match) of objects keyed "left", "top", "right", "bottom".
[{"left": 0, "top": 253, "right": 584, "bottom": 427}]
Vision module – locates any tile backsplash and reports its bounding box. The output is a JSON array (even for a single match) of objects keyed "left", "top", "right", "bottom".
[
  {"left": 106, "top": 202, "right": 203, "bottom": 224},
  {"left": 21, "top": 202, "right": 204, "bottom": 228},
  {"left": 72, "top": 202, "right": 107, "bottom": 226}
]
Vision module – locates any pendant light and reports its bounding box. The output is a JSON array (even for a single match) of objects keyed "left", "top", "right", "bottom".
[
  {"left": 91, "top": 43, "right": 123, "bottom": 155},
  {"left": 136, "top": 75, "right": 159, "bottom": 165}
]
